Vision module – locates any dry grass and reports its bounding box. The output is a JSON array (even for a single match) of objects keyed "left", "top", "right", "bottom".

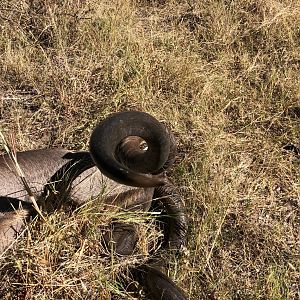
[
  {"left": 0, "top": 0, "right": 300, "bottom": 299},
  {"left": 0, "top": 199, "right": 163, "bottom": 299}
]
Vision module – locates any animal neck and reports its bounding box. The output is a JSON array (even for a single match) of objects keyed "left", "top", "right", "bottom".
[{"left": 41, "top": 151, "right": 95, "bottom": 210}]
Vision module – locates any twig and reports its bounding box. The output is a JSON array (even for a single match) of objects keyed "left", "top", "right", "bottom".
[
  {"left": 0, "top": 131, "right": 46, "bottom": 222},
  {"left": 205, "top": 206, "right": 229, "bottom": 275}
]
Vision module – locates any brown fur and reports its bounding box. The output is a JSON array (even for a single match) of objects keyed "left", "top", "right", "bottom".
[{"left": 0, "top": 149, "right": 155, "bottom": 253}]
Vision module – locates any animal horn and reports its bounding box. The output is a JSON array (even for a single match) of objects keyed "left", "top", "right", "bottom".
[
  {"left": 130, "top": 264, "right": 188, "bottom": 300},
  {"left": 89, "top": 111, "right": 171, "bottom": 187}
]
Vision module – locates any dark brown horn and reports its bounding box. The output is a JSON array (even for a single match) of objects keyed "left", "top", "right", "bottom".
[
  {"left": 89, "top": 111, "right": 171, "bottom": 187},
  {"left": 153, "top": 183, "right": 188, "bottom": 252},
  {"left": 131, "top": 264, "right": 188, "bottom": 300}
]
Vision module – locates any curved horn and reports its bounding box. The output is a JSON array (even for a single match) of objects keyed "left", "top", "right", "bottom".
[
  {"left": 153, "top": 183, "right": 188, "bottom": 252},
  {"left": 89, "top": 111, "right": 171, "bottom": 187},
  {"left": 131, "top": 264, "right": 188, "bottom": 300}
]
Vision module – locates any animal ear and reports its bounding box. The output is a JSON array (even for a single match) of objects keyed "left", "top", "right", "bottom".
[{"left": 89, "top": 111, "right": 172, "bottom": 187}]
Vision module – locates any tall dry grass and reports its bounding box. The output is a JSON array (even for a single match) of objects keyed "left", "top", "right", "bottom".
[{"left": 0, "top": 0, "right": 300, "bottom": 299}]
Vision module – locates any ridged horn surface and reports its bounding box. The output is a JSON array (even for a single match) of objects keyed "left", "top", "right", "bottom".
[
  {"left": 89, "top": 111, "right": 170, "bottom": 187},
  {"left": 131, "top": 265, "right": 188, "bottom": 300}
]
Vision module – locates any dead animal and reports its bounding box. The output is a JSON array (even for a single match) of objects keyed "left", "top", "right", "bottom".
[{"left": 0, "top": 111, "right": 188, "bottom": 299}]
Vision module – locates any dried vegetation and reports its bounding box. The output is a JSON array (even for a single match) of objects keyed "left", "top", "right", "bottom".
[{"left": 0, "top": 0, "right": 300, "bottom": 299}]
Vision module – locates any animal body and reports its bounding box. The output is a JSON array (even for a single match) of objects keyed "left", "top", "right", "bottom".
[{"left": 0, "top": 111, "right": 187, "bottom": 299}]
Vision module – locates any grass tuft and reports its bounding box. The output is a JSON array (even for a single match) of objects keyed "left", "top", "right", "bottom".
[{"left": 0, "top": 0, "right": 300, "bottom": 299}]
